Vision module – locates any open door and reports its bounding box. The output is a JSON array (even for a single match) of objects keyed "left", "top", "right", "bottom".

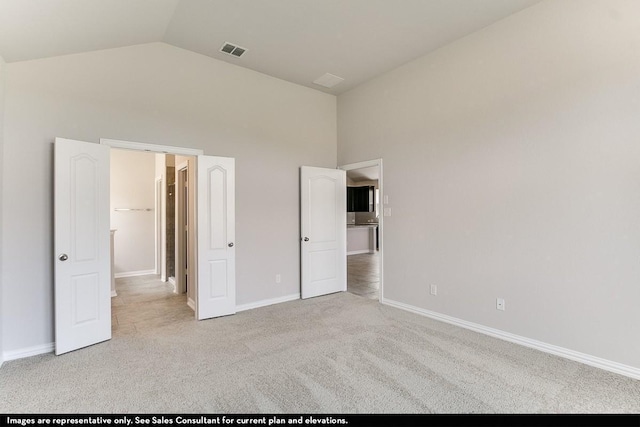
[
  {"left": 196, "top": 155, "right": 236, "bottom": 320},
  {"left": 54, "top": 138, "right": 111, "bottom": 355},
  {"left": 300, "top": 166, "right": 346, "bottom": 299}
]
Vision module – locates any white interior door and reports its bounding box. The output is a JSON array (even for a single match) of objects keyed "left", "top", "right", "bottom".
[
  {"left": 196, "top": 155, "right": 236, "bottom": 320},
  {"left": 54, "top": 138, "right": 111, "bottom": 355},
  {"left": 300, "top": 166, "right": 346, "bottom": 299}
]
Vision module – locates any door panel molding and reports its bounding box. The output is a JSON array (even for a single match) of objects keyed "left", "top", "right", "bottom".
[
  {"left": 300, "top": 166, "right": 346, "bottom": 299},
  {"left": 197, "top": 155, "right": 236, "bottom": 320},
  {"left": 54, "top": 138, "right": 111, "bottom": 355}
]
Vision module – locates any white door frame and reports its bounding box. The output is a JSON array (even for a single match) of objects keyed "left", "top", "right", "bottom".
[
  {"left": 338, "top": 159, "right": 384, "bottom": 303},
  {"left": 176, "top": 163, "right": 186, "bottom": 294},
  {"left": 101, "top": 139, "right": 204, "bottom": 157},
  {"left": 174, "top": 158, "right": 197, "bottom": 300},
  {"left": 155, "top": 177, "right": 163, "bottom": 276}
]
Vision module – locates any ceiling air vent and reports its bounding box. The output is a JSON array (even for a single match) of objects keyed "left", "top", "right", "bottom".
[
  {"left": 313, "top": 73, "right": 344, "bottom": 89},
  {"left": 220, "top": 42, "right": 247, "bottom": 58}
]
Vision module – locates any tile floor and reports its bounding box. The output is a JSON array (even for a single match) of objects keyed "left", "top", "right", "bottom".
[
  {"left": 111, "top": 275, "right": 195, "bottom": 336},
  {"left": 347, "top": 252, "right": 380, "bottom": 300}
]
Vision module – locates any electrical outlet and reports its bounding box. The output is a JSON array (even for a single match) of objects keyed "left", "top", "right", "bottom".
[
  {"left": 496, "top": 298, "right": 505, "bottom": 311},
  {"left": 430, "top": 284, "right": 437, "bottom": 296},
  {"left": 275, "top": 274, "right": 281, "bottom": 284}
]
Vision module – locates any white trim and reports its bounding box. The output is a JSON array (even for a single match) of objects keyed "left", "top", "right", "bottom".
[
  {"left": 339, "top": 159, "right": 382, "bottom": 172},
  {"left": 339, "top": 159, "right": 383, "bottom": 303},
  {"left": 383, "top": 298, "right": 640, "bottom": 380},
  {"left": 110, "top": 290, "right": 117, "bottom": 297},
  {"left": 3, "top": 343, "right": 55, "bottom": 362},
  {"left": 236, "top": 293, "right": 300, "bottom": 312},
  {"left": 114, "top": 269, "right": 156, "bottom": 279},
  {"left": 187, "top": 298, "right": 196, "bottom": 311},
  {"left": 155, "top": 177, "right": 162, "bottom": 276},
  {"left": 100, "top": 139, "right": 204, "bottom": 156},
  {"left": 347, "top": 250, "right": 371, "bottom": 256},
  {"left": 175, "top": 162, "right": 189, "bottom": 296}
]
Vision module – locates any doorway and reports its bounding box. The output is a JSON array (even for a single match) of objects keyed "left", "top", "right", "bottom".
[
  {"left": 109, "top": 149, "right": 195, "bottom": 335},
  {"left": 340, "top": 160, "right": 383, "bottom": 302},
  {"left": 54, "top": 137, "right": 237, "bottom": 355}
]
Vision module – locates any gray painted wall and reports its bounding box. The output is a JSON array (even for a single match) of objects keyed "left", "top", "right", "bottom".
[
  {"left": 0, "top": 55, "right": 5, "bottom": 364},
  {"left": 1, "top": 42, "right": 336, "bottom": 354},
  {"left": 338, "top": 0, "right": 640, "bottom": 369}
]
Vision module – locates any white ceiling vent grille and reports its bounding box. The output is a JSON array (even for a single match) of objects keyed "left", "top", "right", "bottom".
[
  {"left": 220, "top": 42, "right": 247, "bottom": 58},
  {"left": 313, "top": 73, "right": 344, "bottom": 88}
]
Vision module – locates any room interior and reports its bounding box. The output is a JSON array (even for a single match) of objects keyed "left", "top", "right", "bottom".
[{"left": 0, "top": 0, "right": 639, "bottom": 413}]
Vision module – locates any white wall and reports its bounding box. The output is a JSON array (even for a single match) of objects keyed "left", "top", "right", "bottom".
[
  {"left": 110, "top": 149, "right": 156, "bottom": 276},
  {"left": 338, "top": 0, "right": 640, "bottom": 370},
  {"left": 0, "top": 55, "right": 5, "bottom": 364},
  {"left": 2, "top": 42, "right": 336, "bottom": 354}
]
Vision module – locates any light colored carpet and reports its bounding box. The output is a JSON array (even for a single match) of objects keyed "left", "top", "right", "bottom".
[{"left": 1, "top": 291, "right": 639, "bottom": 413}]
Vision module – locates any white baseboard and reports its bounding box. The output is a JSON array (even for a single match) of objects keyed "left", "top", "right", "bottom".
[
  {"left": 382, "top": 298, "right": 640, "bottom": 380},
  {"left": 236, "top": 293, "right": 300, "bottom": 312},
  {"left": 114, "top": 269, "right": 156, "bottom": 279},
  {"left": 110, "top": 290, "right": 117, "bottom": 297},
  {"left": 3, "top": 343, "right": 55, "bottom": 362},
  {"left": 2, "top": 293, "right": 292, "bottom": 364},
  {"left": 347, "top": 250, "right": 371, "bottom": 256}
]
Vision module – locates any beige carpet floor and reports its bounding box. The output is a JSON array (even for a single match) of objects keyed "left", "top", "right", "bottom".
[{"left": 1, "top": 291, "right": 639, "bottom": 413}]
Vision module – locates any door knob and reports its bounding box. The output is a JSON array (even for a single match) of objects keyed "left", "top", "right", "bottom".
[
  {"left": 58, "top": 254, "right": 68, "bottom": 261},
  {"left": 303, "top": 237, "right": 309, "bottom": 242},
  {"left": 228, "top": 242, "right": 234, "bottom": 247}
]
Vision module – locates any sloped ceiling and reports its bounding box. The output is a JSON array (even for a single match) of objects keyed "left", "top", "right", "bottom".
[{"left": 0, "top": 0, "right": 541, "bottom": 94}]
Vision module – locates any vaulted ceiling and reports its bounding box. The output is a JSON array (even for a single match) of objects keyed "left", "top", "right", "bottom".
[{"left": 0, "top": 0, "right": 541, "bottom": 94}]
